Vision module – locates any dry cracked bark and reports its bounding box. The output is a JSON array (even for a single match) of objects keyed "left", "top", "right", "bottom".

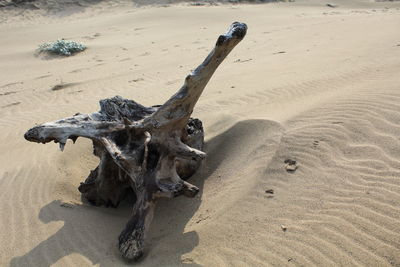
[{"left": 24, "top": 22, "right": 247, "bottom": 260}]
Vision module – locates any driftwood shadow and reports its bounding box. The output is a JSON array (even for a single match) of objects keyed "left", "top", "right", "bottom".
[{"left": 10, "top": 121, "right": 247, "bottom": 266}]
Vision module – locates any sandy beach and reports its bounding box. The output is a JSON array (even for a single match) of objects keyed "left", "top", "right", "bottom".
[{"left": 1, "top": 0, "right": 400, "bottom": 266}]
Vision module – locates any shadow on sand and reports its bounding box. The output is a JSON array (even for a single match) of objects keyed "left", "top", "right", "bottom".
[{"left": 10, "top": 119, "right": 280, "bottom": 266}]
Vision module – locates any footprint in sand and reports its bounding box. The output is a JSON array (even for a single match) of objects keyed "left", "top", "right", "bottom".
[
  {"left": 234, "top": 58, "right": 253, "bottom": 63},
  {"left": 51, "top": 82, "right": 78, "bottom": 91},
  {"left": 2, "top": 102, "right": 21, "bottom": 108},
  {"left": 129, "top": 78, "right": 144, "bottom": 83},
  {"left": 82, "top": 33, "right": 101, "bottom": 40},
  {"left": 312, "top": 140, "right": 319, "bottom": 149},
  {"left": 0, "top": 91, "right": 17, "bottom": 96},
  {"left": 0, "top": 82, "right": 23, "bottom": 88},
  {"left": 284, "top": 159, "right": 298, "bottom": 172}
]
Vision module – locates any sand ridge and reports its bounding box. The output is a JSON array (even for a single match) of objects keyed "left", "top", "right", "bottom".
[{"left": 1, "top": 1, "right": 400, "bottom": 266}]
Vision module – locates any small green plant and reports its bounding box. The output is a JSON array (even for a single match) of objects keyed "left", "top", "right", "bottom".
[{"left": 38, "top": 39, "right": 86, "bottom": 56}]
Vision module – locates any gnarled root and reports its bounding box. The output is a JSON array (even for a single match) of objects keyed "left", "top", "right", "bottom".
[{"left": 24, "top": 22, "right": 247, "bottom": 260}]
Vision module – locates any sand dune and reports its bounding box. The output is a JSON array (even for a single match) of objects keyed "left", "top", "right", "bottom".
[{"left": 1, "top": 0, "right": 400, "bottom": 266}]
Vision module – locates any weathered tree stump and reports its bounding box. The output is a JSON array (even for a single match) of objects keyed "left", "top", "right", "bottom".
[{"left": 24, "top": 22, "right": 247, "bottom": 260}]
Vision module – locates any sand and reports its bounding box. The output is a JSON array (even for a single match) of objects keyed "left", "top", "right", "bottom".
[{"left": 1, "top": 0, "right": 400, "bottom": 266}]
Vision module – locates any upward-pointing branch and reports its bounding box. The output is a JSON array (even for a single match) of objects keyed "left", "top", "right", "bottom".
[{"left": 143, "top": 22, "right": 247, "bottom": 130}]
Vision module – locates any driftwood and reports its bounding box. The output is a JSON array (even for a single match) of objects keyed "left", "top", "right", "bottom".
[{"left": 24, "top": 22, "right": 247, "bottom": 260}]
